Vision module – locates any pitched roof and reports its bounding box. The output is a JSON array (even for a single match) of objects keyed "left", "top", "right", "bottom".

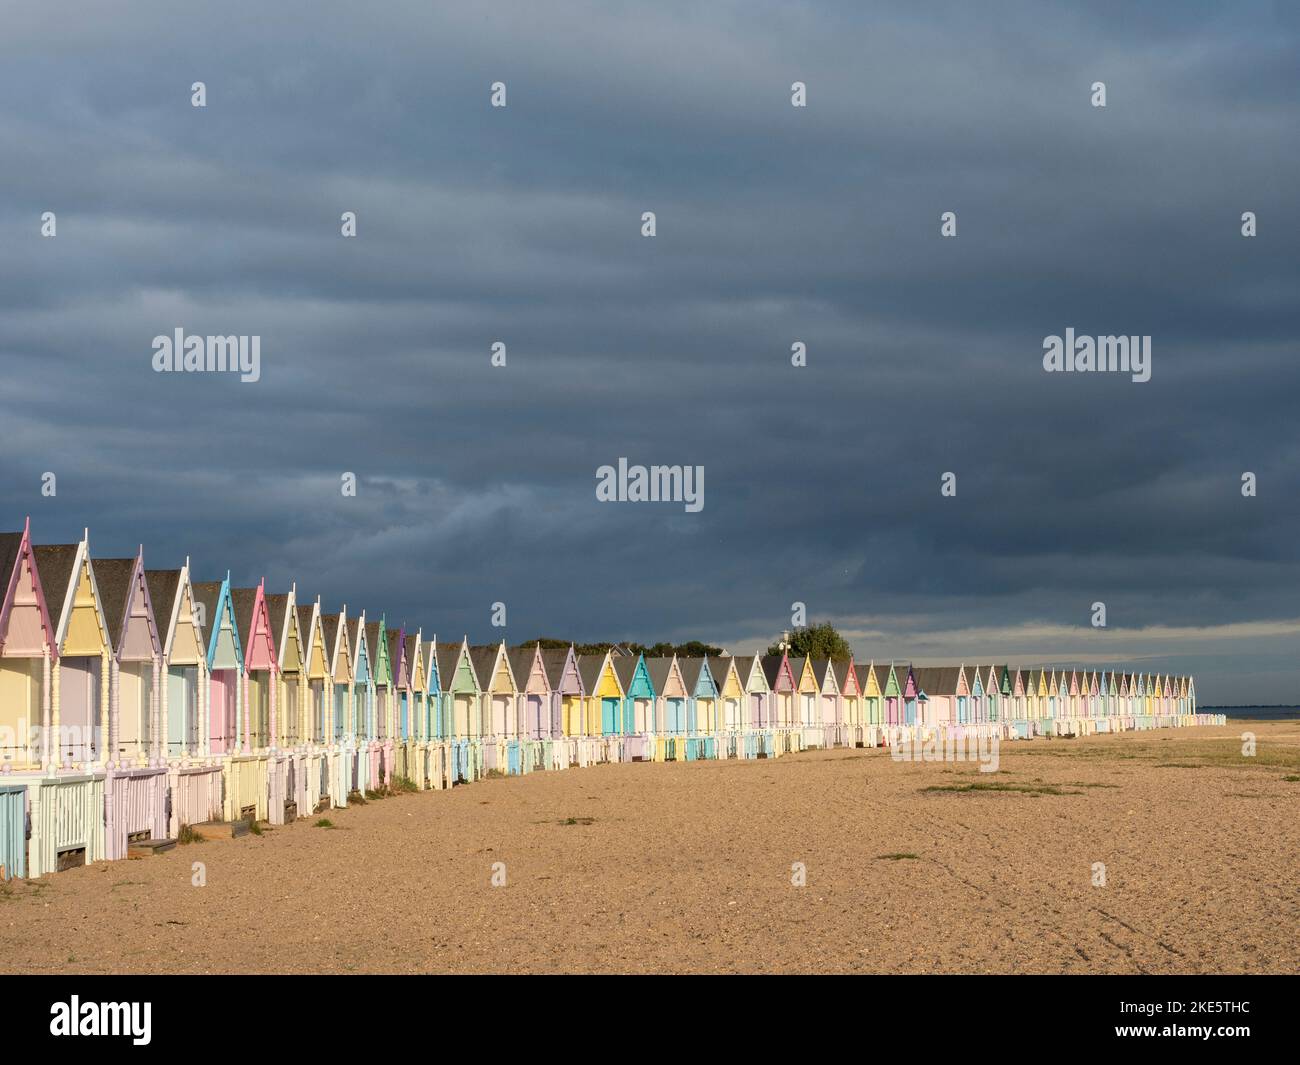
[
  {"left": 644, "top": 656, "right": 675, "bottom": 693},
  {"left": 508, "top": 646, "right": 539, "bottom": 687},
  {"left": 191, "top": 582, "right": 225, "bottom": 637},
  {"left": 539, "top": 648, "right": 574, "bottom": 688},
  {"left": 263, "top": 592, "right": 291, "bottom": 643},
  {"left": 146, "top": 569, "right": 182, "bottom": 636},
  {"left": 229, "top": 587, "right": 259, "bottom": 644},
  {"left": 320, "top": 612, "right": 341, "bottom": 655},
  {"left": 93, "top": 557, "right": 138, "bottom": 646},
  {"left": 576, "top": 652, "right": 607, "bottom": 692},
  {"left": 365, "top": 622, "right": 385, "bottom": 668},
  {"left": 732, "top": 654, "right": 756, "bottom": 685},
  {"left": 811, "top": 658, "right": 836, "bottom": 687},
  {"left": 469, "top": 645, "right": 500, "bottom": 686},
  {"left": 611, "top": 653, "right": 640, "bottom": 691},
  {"left": 433, "top": 641, "right": 459, "bottom": 679},
  {"left": 0, "top": 532, "right": 23, "bottom": 590},
  {"left": 832, "top": 658, "right": 855, "bottom": 689},
  {"left": 759, "top": 655, "right": 788, "bottom": 687},
  {"left": 32, "top": 543, "right": 80, "bottom": 623},
  {"left": 297, "top": 605, "right": 315, "bottom": 647},
  {"left": 911, "top": 666, "right": 963, "bottom": 696},
  {"left": 677, "top": 655, "right": 710, "bottom": 690}
]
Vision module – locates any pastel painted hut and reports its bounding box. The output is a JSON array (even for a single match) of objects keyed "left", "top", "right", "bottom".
[
  {"left": 441, "top": 638, "right": 483, "bottom": 782},
  {"left": 230, "top": 582, "right": 281, "bottom": 819},
  {"left": 431, "top": 641, "right": 456, "bottom": 742},
  {"left": 0, "top": 521, "right": 55, "bottom": 773},
  {"left": 860, "top": 662, "right": 885, "bottom": 728},
  {"left": 678, "top": 656, "right": 719, "bottom": 739},
  {"left": 911, "top": 667, "right": 958, "bottom": 728},
  {"left": 965, "top": 665, "right": 983, "bottom": 724},
  {"left": 791, "top": 656, "right": 818, "bottom": 729},
  {"left": 474, "top": 641, "right": 520, "bottom": 742},
  {"left": 30, "top": 532, "right": 111, "bottom": 872},
  {"left": 94, "top": 549, "right": 172, "bottom": 858},
  {"left": 365, "top": 618, "right": 394, "bottom": 776},
  {"left": 264, "top": 588, "right": 304, "bottom": 751},
  {"left": 834, "top": 658, "right": 861, "bottom": 736},
  {"left": 0, "top": 523, "right": 58, "bottom": 878},
  {"left": 191, "top": 577, "right": 242, "bottom": 756},
  {"left": 760, "top": 653, "right": 797, "bottom": 729},
  {"left": 712, "top": 656, "right": 745, "bottom": 733},
  {"left": 320, "top": 609, "right": 351, "bottom": 745},
  {"left": 812, "top": 658, "right": 841, "bottom": 740},
  {"left": 735, "top": 654, "right": 771, "bottom": 730},
  {"left": 426, "top": 638, "right": 446, "bottom": 741},
  {"left": 94, "top": 550, "right": 162, "bottom": 768},
  {"left": 231, "top": 583, "right": 278, "bottom": 753},
  {"left": 402, "top": 632, "right": 423, "bottom": 744},
  {"left": 613, "top": 652, "right": 655, "bottom": 759},
  {"left": 578, "top": 650, "right": 625, "bottom": 738},
  {"left": 297, "top": 598, "right": 330, "bottom": 748},
  {"left": 896, "top": 664, "right": 921, "bottom": 728},
  {"left": 346, "top": 612, "right": 376, "bottom": 790},
  {"left": 645, "top": 655, "right": 689, "bottom": 735},
  {"left": 538, "top": 647, "right": 581, "bottom": 741},
  {"left": 34, "top": 535, "right": 110, "bottom": 768},
  {"left": 506, "top": 644, "right": 548, "bottom": 743},
  {"left": 322, "top": 609, "right": 354, "bottom": 801}
]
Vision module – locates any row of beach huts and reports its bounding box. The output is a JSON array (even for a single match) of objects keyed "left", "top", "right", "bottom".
[{"left": 0, "top": 519, "right": 1221, "bottom": 879}]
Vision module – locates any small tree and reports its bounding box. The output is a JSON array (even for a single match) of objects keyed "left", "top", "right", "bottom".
[{"left": 765, "top": 622, "right": 853, "bottom": 662}]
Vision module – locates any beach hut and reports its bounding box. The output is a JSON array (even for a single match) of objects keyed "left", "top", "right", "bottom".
[
  {"left": 506, "top": 643, "right": 549, "bottom": 771},
  {"left": 191, "top": 577, "right": 242, "bottom": 763},
  {"left": 230, "top": 582, "right": 281, "bottom": 820},
  {"left": 296, "top": 596, "right": 333, "bottom": 809},
  {"left": 538, "top": 647, "right": 582, "bottom": 762},
  {"left": 1, "top": 522, "right": 55, "bottom": 774},
  {"left": 805, "top": 659, "right": 838, "bottom": 747},
  {"left": 644, "top": 655, "right": 690, "bottom": 760},
  {"left": 146, "top": 561, "right": 223, "bottom": 834},
  {"left": 759, "top": 653, "right": 797, "bottom": 735},
  {"left": 265, "top": 586, "right": 311, "bottom": 818},
  {"left": 321, "top": 609, "right": 354, "bottom": 802},
  {"left": 94, "top": 549, "right": 170, "bottom": 858},
  {"left": 790, "top": 657, "right": 819, "bottom": 739},
  {"left": 965, "top": 664, "right": 983, "bottom": 725},
  {"left": 860, "top": 662, "right": 885, "bottom": 737},
  {"left": 612, "top": 651, "right": 655, "bottom": 761},
  {"left": 735, "top": 654, "right": 770, "bottom": 730},
  {"left": 399, "top": 632, "right": 425, "bottom": 784},
  {"left": 473, "top": 641, "right": 522, "bottom": 773},
  {"left": 677, "top": 656, "right": 718, "bottom": 760},
  {"left": 712, "top": 656, "right": 745, "bottom": 750},
  {"left": 421, "top": 639, "right": 453, "bottom": 788},
  {"left": 441, "top": 638, "right": 483, "bottom": 782},
  {"left": 910, "top": 667, "right": 957, "bottom": 729},
  {"left": 365, "top": 618, "right": 394, "bottom": 787},
  {"left": 577, "top": 650, "right": 625, "bottom": 763},
  {"left": 28, "top": 532, "right": 109, "bottom": 873},
  {"left": 346, "top": 613, "right": 374, "bottom": 792},
  {"left": 834, "top": 659, "right": 862, "bottom": 746},
  {"left": 0, "top": 522, "right": 88, "bottom": 877}
]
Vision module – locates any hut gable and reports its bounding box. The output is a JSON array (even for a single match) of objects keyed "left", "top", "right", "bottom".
[
  {"left": 94, "top": 551, "right": 159, "bottom": 662},
  {"left": 35, "top": 539, "right": 109, "bottom": 657},
  {"left": 0, "top": 522, "right": 56, "bottom": 656},
  {"left": 231, "top": 584, "right": 277, "bottom": 673},
  {"left": 540, "top": 646, "right": 583, "bottom": 695},
  {"left": 192, "top": 578, "right": 242, "bottom": 670}
]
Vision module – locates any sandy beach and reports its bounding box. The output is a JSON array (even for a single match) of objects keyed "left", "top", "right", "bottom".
[{"left": 2, "top": 721, "right": 1296, "bottom": 975}]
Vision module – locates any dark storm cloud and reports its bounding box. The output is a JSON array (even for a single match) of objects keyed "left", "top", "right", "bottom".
[{"left": 2, "top": 1, "right": 1297, "bottom": 702}]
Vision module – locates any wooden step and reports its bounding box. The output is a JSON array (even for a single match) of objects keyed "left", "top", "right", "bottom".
[{"left": 127, "top": 838, "right": 177, "bottom": 858}]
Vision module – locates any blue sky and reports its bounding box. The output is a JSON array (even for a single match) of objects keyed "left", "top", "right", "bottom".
[{"left": 2, "top": 2, "right": 1298, "bottom": 702}]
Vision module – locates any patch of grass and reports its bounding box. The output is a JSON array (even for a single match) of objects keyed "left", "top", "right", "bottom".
[
  {"left": 314, "top": 818, "right": 336, "bottom": 829},
  {"left": 877, "top": 852, "right": 920, "bottom": 861},
  {"left": 177, "top": 824, "right": 205, "bottom": 845},
  {"left": 1155, "top": 762, "right": 1204, "bottom": 769},
  {"left": 390, "top": 775, "right": 418, "bottom": 794},
  {"left": 921, "top": 781, "right": 1081, "bottom": 796},
  {"left": 347, "top": 791, "right": 367, "bottom": 805},
  {"left": 560, "top": 816, "right": 596, "bottom": 826},
  {"left": 1065, "top": 781, "right": 1120, "bottom": 789},
  {"left": 1282, "top": 775, "right": 1300, "bottom": 783},
  {"left": 247, "top": 819, "right": 264, "bottom": 836},
  {"left": 364, "top": 788, "right": 387, "bottom": 801},
  {"left": 111, "top": 880, "right": 145, "bottom": 891}
]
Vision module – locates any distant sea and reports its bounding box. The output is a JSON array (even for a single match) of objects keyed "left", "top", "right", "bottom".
[{"left": 1202, "top": 706, "right": 1300, "bottom": 720}]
